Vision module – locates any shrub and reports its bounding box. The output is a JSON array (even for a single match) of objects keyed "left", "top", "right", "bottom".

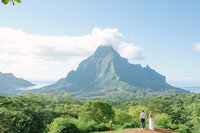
[
  {"left": 122, "top": 119, "right": 140, "bottom": 129},
  {"left": 192, "top": 122, "right": 200, "bottom": 133},
  {"left": 176, "top": 124, "right": 190, "bottom": 133},
  {"left": 48, "top": 117, "right": 79, "bottom": 133},
  {"left": 129, "top": 106, "right": 150, "bottom": 122},
  {"left": 154, "top": 113, "right": 172, "bottom": 128},
  {"left": 170, "top": 124, "right": 179, "bottom": 130},
  {"left": 79, "top": 101, "right": 115, "bottom": 124},
  {"left": 84, "top": 120, "right": 97, "bottom": 132},
  {"left": 96, "top": 123, "right": 110, "bottom": 131},
  {"left": 71, "top": 119, "right": 109, "bottom": 132},
  {"left": 114, "top": 108, "right": 133, "bottom": 125}
]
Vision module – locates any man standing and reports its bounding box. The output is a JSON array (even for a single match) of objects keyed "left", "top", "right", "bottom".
[{"left": 140, "top": 110, "right": 147, "bottom": 130}]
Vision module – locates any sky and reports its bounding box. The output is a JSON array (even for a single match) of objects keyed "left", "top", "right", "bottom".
[{"left": 0, "top": 0, "right": 200, "bottom": 86}]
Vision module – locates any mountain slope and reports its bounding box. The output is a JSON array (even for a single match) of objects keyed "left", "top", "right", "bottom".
[
  {"left": 38, "top": 46, "right": 188, "bottom": 99},
  {"left": 0, "top": 72, "right": 34, "bottom": 93}
]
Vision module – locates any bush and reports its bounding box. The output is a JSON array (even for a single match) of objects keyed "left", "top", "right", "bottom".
[
  {"left": 114, "top": 108, "right": 133, "bottom": 125},
  {"left": 111, "top": 124, "right": 122, "bottom": 130},
  {"left": 176, "top": 124, "right": 190, "bottom": 133},
  {"left": 154, "top": 113, "right": 172, "bottom": 128},
  {"left": 96, "top": 123, "right": 110, "bottom": 131},
  {"left": 192, "top": 122, "right": 200, "bottom": 133},
  {"left": 122, "top": 119, "right": 140, "bottom": 129},
  {"left": 71, "top": 119, "right": 109, "bottom": 132},
  {"left": 48, "top": 117, "right": 79, "bottom": 133},
  {"left": 79, "top": 101, "right": 115, "bottom": 124},
  {"left": 84, "top": 121, "right": 97, "bottom": 132},
  {"left": 170, "top": 124, "right": 179, "bottom": 130},
  {"left": 129, "top": 106, "right": 150, "bottom": 122}
]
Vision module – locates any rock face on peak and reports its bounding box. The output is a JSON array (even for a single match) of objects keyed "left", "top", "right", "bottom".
[
  {"left": 38, "top": 45, "right": 189, "bottom": 100},
  {"left": 0, "top": 72, "right": 34, "bottom": 94}
]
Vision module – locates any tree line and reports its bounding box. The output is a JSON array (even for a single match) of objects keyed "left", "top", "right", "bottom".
[{"left": 0, "top": 93, "right": 200, "bottom": 133}]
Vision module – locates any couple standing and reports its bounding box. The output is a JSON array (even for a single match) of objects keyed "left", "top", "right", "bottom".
[{"left": 140, "top": 110, "right": 154, "bottom": 130}]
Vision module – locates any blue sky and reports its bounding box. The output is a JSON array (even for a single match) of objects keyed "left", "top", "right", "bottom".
[{"left": 0, "top": 0, "right": 200, "bottom": 86}]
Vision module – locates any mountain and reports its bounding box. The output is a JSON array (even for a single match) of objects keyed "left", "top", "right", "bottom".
[
  {"left": 37, "top": 46, "right": 189, "bottom": 100},
  {"left": 0, "top": 72, "right": 34, "bottom": 95},
  {"left": 183, "top": 87, "right": 200, "bottom": 93}
]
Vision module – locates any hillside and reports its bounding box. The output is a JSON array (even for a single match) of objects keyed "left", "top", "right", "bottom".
[
  {"left": 0, "top": 72, "right": 34, "bottom": 94},
  {"left": 37, "top": 46, "right": 188, "bottom": 99},
  {"left": 1, "top": 93, "right": 199, "bottom": 132}
]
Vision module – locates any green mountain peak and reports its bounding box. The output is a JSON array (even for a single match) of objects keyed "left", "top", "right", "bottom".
[
  {"left": 93, "top": 45, "right": 118, "bottom": 58},
  {"left": 38, "top": 45, "right": 189, "bottom": 100},
  {"left": 0, "top": 72, "right": 34, "bottom": 95}
]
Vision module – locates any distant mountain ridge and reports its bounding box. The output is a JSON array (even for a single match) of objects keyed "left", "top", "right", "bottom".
[
  {"left": 37, "top": 46, "right": 189, "bottom": 100},
  {"left": 0, "top": 72, "right": 34, "bottom": 95},
  {"left": 183, "top": 87, "right": 200, "bottom": 93}
]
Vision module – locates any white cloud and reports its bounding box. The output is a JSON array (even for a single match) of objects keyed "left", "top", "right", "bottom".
[
  {"left": 118, "top": 43, "right": 144, "bottom": 61},
  {"left": 194, "top": 43, "right": 200, "bottom": 51},
  {"left": 0, "top": 27, "right": 144, "bottom": 81}
]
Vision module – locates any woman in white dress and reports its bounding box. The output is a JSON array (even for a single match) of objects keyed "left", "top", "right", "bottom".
[{"left": 149, "top": 112, "right": 154, "bottom": 130}]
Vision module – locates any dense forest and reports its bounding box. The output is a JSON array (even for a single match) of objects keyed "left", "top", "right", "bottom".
[{"left": 0, "top": 93, "right": 200, "bottom": 133}]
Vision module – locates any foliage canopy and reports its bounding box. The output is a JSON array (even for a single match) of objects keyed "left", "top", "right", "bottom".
[{"left": 1, "top": 0, "right": 21, "bottom": 5}]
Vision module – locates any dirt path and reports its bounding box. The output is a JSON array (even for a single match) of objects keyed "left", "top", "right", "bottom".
[{"left": 122, "top": 128, "right": 178, "bottom": 133}]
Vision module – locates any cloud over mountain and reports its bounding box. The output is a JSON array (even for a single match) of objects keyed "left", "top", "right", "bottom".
[{"left": 0, "top": 27, "right": 144, "bottom": 81}]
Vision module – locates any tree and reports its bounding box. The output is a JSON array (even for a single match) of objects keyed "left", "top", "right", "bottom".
[
  {"left": 0, "top": 94, "right": 57, "bottom": 133},
  {"left": 79, "top": 101, "right": 115, "bottom": 124},
  {"left": 154, "top": 113, "right": 172, "bottom": 128},
  {"left": 189, "top": 103, "right": 200, "bottom": 133},
  {"left": 129, "top": 106, "right": 150, "bottom": 122},
  {"left": 114, "top": 108, "right": 133, "bottom": 125},
  {"left": 1, "top": 0, "right": 21, "bottom": 5},
  {"left": 147, "top": 99, "right": 172, "bottom": 114},
  {"left": 48, "top": 117, "right": 79, "bottom": 133}
]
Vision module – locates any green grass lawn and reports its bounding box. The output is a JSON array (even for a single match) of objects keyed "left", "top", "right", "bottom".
[{"left": 92, "top": 129, "right": 129, "bottom": 133}]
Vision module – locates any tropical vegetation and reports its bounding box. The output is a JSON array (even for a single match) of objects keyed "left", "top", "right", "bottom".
[
  {"left": 0, "top": 93, "right": 200, "bottom": 133},
  {"left": 1, "top": 0, "right": 21, "bottom": 5}
]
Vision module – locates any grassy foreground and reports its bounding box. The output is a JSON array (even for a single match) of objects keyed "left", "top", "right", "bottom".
[
  {"left": 93, "top": 129, "right": 129, "bottom": 133},
  {"left": 93, "top": 128, "right": 178, "bottom": 133}
]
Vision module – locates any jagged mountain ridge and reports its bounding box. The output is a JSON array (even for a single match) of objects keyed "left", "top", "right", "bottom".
[
  {"left": 0, "top": 72, "right": 34, "bottom": 92},
  {"left": 38, "top": 46, "right": 188, "bottom": 99}
]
